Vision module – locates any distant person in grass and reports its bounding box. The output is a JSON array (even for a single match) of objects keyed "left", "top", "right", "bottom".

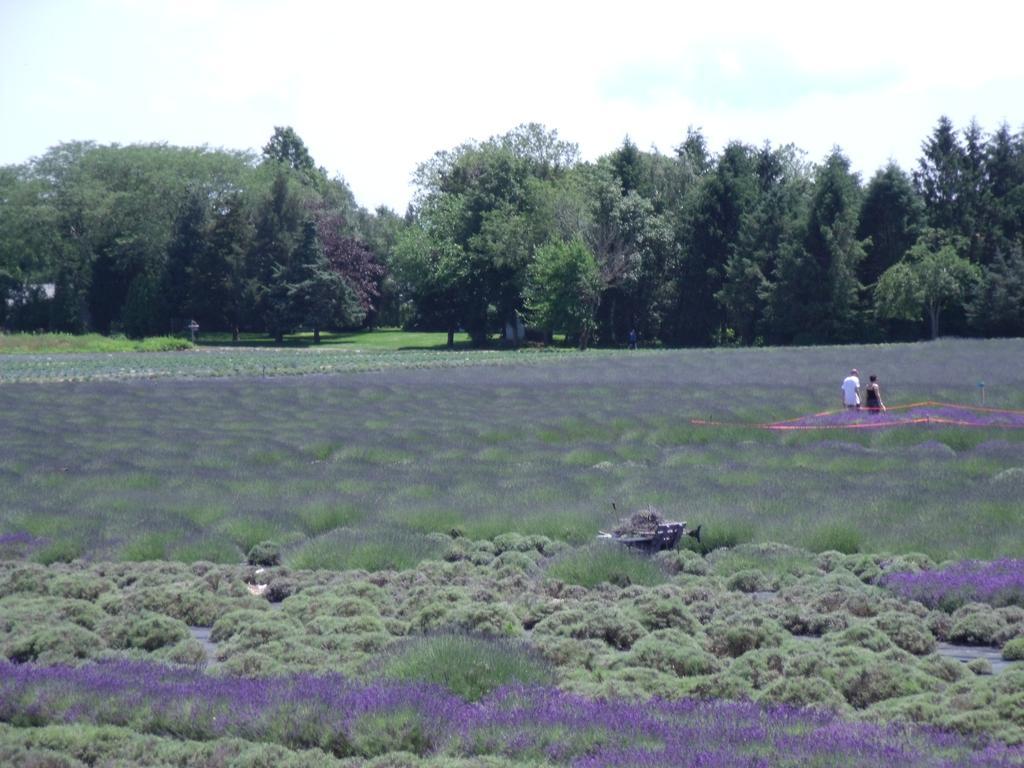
[
  {"left": 628, "top": 328, "right": 638, "bottom": 350},
  {"left": 841, "top": 369, "right": 861, "bottom": 409},
  {"left": 865, "top": 374, "right": 886, "bottom": 412}
]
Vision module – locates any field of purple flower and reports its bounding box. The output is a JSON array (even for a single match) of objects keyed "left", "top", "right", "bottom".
[
  {"left": 1, "top": 338, "right": 1021, "bottom": 563},
  {"left": 1, "top": 338, "right": 1023, "bottom": 766},
  {"left": 3, "top": 660, "right": 1023, "bottom": 767},
  {"left": 883, "top": 559, "right": 1024, "bottom": 611}
]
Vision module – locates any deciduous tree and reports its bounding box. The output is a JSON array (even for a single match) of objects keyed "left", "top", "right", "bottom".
[
  {"left": 875, "top": 229, "right": 981, "bottom": 339},
  {"left": 526, "top": 238, "right": 602, "bottom": 349}
]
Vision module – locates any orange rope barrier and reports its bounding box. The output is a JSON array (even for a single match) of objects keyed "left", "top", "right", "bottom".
[{"left": 689, "top": 401, "right": 1024, "bottom": 430}]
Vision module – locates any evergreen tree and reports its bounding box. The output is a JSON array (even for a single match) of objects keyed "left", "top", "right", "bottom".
[
  {"left": 611, "top": 137, "right": 644, "bottom": 195},
  {"left": 262, "top": 126, "right": 323, "bottom": 189},
  {"left": 675, "top": 142, "right": 757, "bottom": 345},
  {"left": 164, "top": 189, "right": 208, "bottom": 331},
  {"left": 915, "top": 116, "right": 968, "bottom": 234},
  {"left": 247, "top": 172, "right": 305, "bottom": 342},
  {"left": 968, "top": 245, "right": 1024, "bottom": 336},
  {"left": 857, "top": 163, "right": 924, "bottom": 287},
  {"left": 192, "top": 192, "right": 250, "bottom": 335},
  {"left": 980, "top": 123, "right": 1024, "bottom": 262},
  {"left": 716, "top": 143, "right": 808, "bottom": 345},
  {"left": 769, "top": 149, "right": 865, "bottom": 343},
  {"left": 287, "top": 221, "right": 363, "bottom": 343},
  {"left": 121, "top": 271, "right": 164, "bottom": 339}
]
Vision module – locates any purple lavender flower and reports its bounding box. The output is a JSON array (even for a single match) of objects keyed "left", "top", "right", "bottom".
[
  {"left": 2, "top": 662, "right": 1022, "bottom": 765},
  {"left": 882, "top": 558, "right": 1024, "bottom": 610}
]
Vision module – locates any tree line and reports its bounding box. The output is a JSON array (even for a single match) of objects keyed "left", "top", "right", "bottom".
[{"left": 2, "top": 118, "right": 1023, "bottom": 347}]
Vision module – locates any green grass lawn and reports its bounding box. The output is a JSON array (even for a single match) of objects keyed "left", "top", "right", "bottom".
[
  {"left": 194, "top": 328, "right": 478, "bottom": 350},
  {"left": 0, "top": 333, "right": 192, "bottom": 354},
  {"left": 0, "top": 328, "right": 570, "bottom": 356}
]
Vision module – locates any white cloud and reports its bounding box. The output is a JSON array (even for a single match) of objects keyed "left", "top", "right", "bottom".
[{"left": 2, "top": 0, "right": 1023, "bottom": 211}]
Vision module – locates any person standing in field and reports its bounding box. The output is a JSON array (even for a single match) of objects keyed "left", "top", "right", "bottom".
[
  {"left": 628, "top": 328, "right": 638, "bottom": 350},
  {"left": 865, "top": 374, "right": 886, "bottom": 412},
  {"left": 841, "top": 369, "right": 861, "bottom": 409}
]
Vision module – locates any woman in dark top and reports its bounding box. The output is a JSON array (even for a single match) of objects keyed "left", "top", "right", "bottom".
[{"left": 865, "top": 374, "right": 886, "bottom": 412}]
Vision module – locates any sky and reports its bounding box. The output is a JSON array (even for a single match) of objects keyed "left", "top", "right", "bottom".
[{"left": 2, "top": 0, "right": 1023, "bottom": 213}]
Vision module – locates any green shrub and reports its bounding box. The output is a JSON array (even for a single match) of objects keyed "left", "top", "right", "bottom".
[
  {"left": 155, "top": 638, "right": 209, "bottom": 666},
  {"left": 918, "top": 653, "right": 965, "bottom": 683},
  {"left": 285, "top": 529, "right": 445, "bottom": 572},
  {"left": 409, "top": 601, "right": 464, "bottom": 634},
  {"left": 725, "top": 569, "right": 774, "bottom": 593},
  {"left": 832, "top": 623, "right": 895, "bottom": 653},
  {"left": 216, "top": 650, "right": 286, "bottom": 677},
  {"left": 4, "top": 624, "right": 103, "bottom": 664},
  {"left": 624, "top": 629, "right": 718, "bottom": 676},
  {"left": 350, "top": 711, "right": 434, "bottom": 759},
  {"left": 247, "top": 541, "right": 282, "bottom": 566},
  {"left": 212, "top": 612, "right": 301, "bottom": 648},
  {"left": 325, "top": 595, "right": 383, "bottom": 619},
  {"left": 531, "top": 635, "right": 609, "bottom": 668},
  {"left": 708, "top": 542, "right": 815, "bottom": 580},
  {"left": 306, "top": 613, "right": 388, "bottom": 638},
  {"left": 0, "top": 595, "right": 106, "bottom": 631},
  {"left": 815, "top": 550, "right": 846, "bottom": 573},
  {"left": 119, "top": 533, "right": 172, "bottom": 561},
  {"left": 284, "top": 585, "right": 389, "bottom": 624},
  {"left": 1002, "top": 637, "right": 1024, "bottom": 661},
  {"left": 926, "top": 610, "right": 953, "bottom": 641},
  {"left": 531, "top": 605, "right": 648, "bottom": 650},
  {"left": 546, "top": 543, "right": 667, "bottom": 589},
  {"left": 841, "top": 554, "right": 883, "bottom": 583},
  {"left": 492, "top": 533, "right": 552, "bottom": 555},
  {"left": 375, "top": 633, "right": 553, "bottom": 701},
  {"left": 967, "top": 657, "right": 993, "bottom": 675},
  {"left": 0, "top": 564, "right": 50, "bottom": 596},
  {"left": 224, "top": 637, "right": 329, "bottom": 674},
  {"left": 718, "top": 647, "right": 789, "bottom": 691},
  {"left": 168, "top": 537, "right": 242, "bottom": 564},
  {"left": 449, "top": 603, "right": 522, "bottom": 637},
  {"left": 626, "top": 592, "right": 700, "bottom": 633},
  {"left": 33, "top": 539, "right": 84, "bottom": 565},
  {"left": 996, "top": 690, "right": 1024, "bottom": 727},
  {"left": 115, "top": 584, "right": 242, "bottom": 626},
  {"left": 492, "top": 550, "right": 539, "bottom": 575},
  {"left": 0, "top": 746, "right": 85, "bottom": 768},
  {"left": 835, "top": 653, "right": 934, "bottom": 709},
  {"left": 761, "top": 676, "right": 848, "bottom": 711},
  {"left": 707, "top": 617, "right": 785, "bottom": 658},
  {"left": 101, "top": 610, "right": 190, "bottom": 651},
  {"left": 780, "top": 608, "right": 849, "bottom": 637},
  {"left": 699, "top": 521, "right": 755, "bottom": 552},
  {"left": 655, "top": 548, "right": 709, "bottom": 575},
  {"left": 266, "top": 576, "right": 300, "bottom": 603},
  {"left": 46, "top": 573, "right": 115, "bottom": 601},
  {"left": 872, "top": 611, "right": 936, "bottom": 655},
  {"left": 297, "top": 502, "right": 365, "bottom": 536},
  {"left": 802, "top": 522, "right": 863, "bottom": 555},
  {"left": 949, "top": 605, "right": 1009, "bottom": 645}
]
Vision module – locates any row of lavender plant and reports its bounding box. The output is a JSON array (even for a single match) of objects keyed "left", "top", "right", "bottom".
[
  {"left": 1, "top": 660, "right": 1022, "bottom": 766},
  {"left": 882, "top": 558, "right": 1024, "bottom": 611}
]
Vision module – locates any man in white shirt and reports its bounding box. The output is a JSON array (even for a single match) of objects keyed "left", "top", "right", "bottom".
[{"left": 841, "top": 369, "right": 861, "bottom": 408}]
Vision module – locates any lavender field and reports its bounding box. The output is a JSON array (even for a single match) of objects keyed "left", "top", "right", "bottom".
[
  {"left": 3, "top": 660, "right": 1023, "bottom": 767},
  {"left": 1, "top": 338, "right": 1022, "bottom": 563},
  {"left": 1, "top": 548, "right": 1023, "bottom": 765},
  {"left": 2, "top": 338, "right": 1024, "bottom": 766}
]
